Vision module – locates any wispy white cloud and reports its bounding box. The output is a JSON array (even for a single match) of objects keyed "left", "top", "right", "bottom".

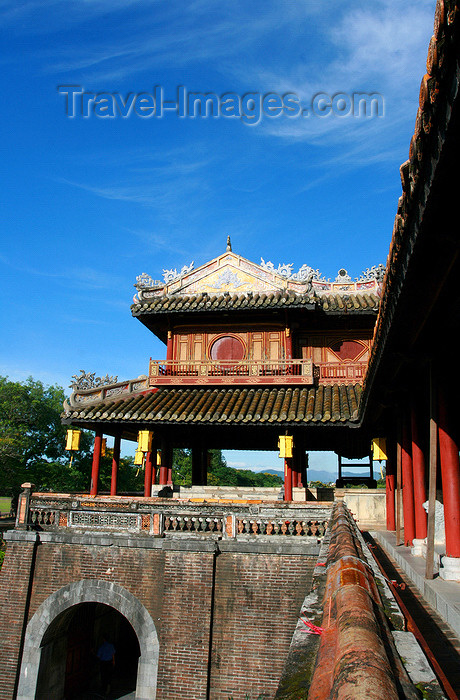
[
  {"left": 0, "top": 0, "right": 145, "bottom": 32},
  {"left": 1, "top": 0, "right": 345, "bottom": 83},
  {"left": 0, "top": 254, "right": 125, "bottom": 290},
  {"left": 3, "top": 0, "right": 435, "bottom": 171},
  {"left": 242, "top": 0, "right": 434, "bottom": 156},
  {"left": 54, "top": 143, "right": 219, "bottom": 246},
  {"left": 123, "top": 227, "right": 189, "bottom": 257},
  {"left": 0, "top": 1, "right": 298, "bottom": 79}
]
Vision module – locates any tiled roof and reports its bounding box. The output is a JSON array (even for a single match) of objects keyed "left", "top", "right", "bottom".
[
  {"left": 317, "top": 293, "right": 379, "bottom": 313},
  {"left": 366, "top": 1, "right": 460, "bottom": 393},
  {"left": 63, "top": 384, "right": 363, "bottom": 426},
  {"left": 131, "top": 290, "right": 378, "bottom": 317}
]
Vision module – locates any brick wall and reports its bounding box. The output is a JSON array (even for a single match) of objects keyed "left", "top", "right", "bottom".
[
  {"left": 210, "top": 552, "right": 315, "bottom": 700},
  {"left": 27, "top": 540, "right": 215, "bottom": 700},
  {"left": 0, "top": 534, "right": 316, "bottom": 700},
  {"left": 0, "top": 537, "right": 37, "bottom": 700},
  {"left": 28, "top": 541, "right": 166, "bottom": 621},
  {"left": 156, "top": 549, "right": 215, "bottom": 700}
]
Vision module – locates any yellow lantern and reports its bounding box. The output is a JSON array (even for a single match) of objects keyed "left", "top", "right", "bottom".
[
  {"left": 65, "top": 429, "right": 81, "bottom": 451},
  {"left": 137, "top": 430, "right": 153, "bottom": 453},
  {"left": 278, "top": 435, "right": 294, "bottom": 459},
  {"left": 134, "top": 449, "right": 145, "bottom": 466},
  {"left": 372, "top": 438, "right": 387, "bottom": 461}
]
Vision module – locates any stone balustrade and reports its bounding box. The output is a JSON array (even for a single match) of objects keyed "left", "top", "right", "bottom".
[{"left": 21, "top": 492, "right": 331, "bottom": 541}]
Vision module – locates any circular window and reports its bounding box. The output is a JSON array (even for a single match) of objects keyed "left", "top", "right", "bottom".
[
  {"left": 210, "top": 336, "right": 245, "bottom": 361},
  {"left": 330, "top": 340, "right": 364, "bottom": 361}
]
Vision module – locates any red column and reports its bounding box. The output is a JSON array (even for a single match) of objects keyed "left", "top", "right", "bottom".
[
  {"left": 164, "top": 444, "right": 173, "bottom": 485},
  {"left": 294, "top": 460, "right": 303, "bottom": 488},
  {"left": 438, "top": 391, "right": 460, "bottom": 558},
  {"left": 158, "top": 449, "right": 168, "bottom": 486},
  {"left": 90, "top": 429, "right": 103, "bottom": 496},
  {"left": 298, "top": 450, "right": 306, "bottom": 488},
  {"left": 401, "top": 413, "right": 415, "bottom": 546},
  {"left": 386, "top": 444, "right": 396, "bottom": 531},
  {"left": 144, "top": 450, "right": 153, "bottom": 497},
  {"left": 295, "top": 470, "right": 301, "bottom": 488},
  {"left": 284, "top": 458, "right": 293, "bottom": 501},
  {"left": 411, "top": 404, "right": 427, "bottom": 539},
  {"left": 151, "top": 442, "right": 158, "bottom": 486},
  {"left": 294, "top": 448, "right": 305, "bottom": 489},
  {"left": 110, "top": 433, "right": 121, "bottom": 496}
]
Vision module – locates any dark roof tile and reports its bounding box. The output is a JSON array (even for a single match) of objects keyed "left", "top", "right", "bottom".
[
  {"left": 131, "top": 288, "right": 378, "bottom": 318},
  {"left": 64, "top": 384, "right": 363, "bottom": 427}
]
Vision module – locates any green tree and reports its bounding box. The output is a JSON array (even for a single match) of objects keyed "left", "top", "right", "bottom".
[
  {"left": 0, "top": 376, "right": 95, "bottom": 499},
  {"left": 171, "top": 448, "right": 193, "bottom": 485},
  {"left": 208, "top": 449, "right": 283, "bottom": 487},
  {"left": 108, "top": 452, "right": 147, "bottom": 493},
  {"left": 0, "top": 376, "right": 282, "bottom": 498},
  {"left": 171, "top": 449, "right": 282, "bottom": 487}
]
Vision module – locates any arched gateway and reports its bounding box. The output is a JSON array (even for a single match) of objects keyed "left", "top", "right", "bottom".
[{"left": 17, "top": 579, "right": 159, "bottom": 700}]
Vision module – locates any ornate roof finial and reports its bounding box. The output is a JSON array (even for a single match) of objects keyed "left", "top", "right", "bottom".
[{"left": 226, "top": 235, "right": 232, "bottom": 252}]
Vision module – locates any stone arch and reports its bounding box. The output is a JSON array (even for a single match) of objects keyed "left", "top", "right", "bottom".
[{"left": 17, "top": 579, "right": 159, "bottom": 700}]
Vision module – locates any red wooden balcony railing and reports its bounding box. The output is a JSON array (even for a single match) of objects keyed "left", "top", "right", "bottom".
[
  {"left": 315, "top": 362, "right": 367, "bottom": 384},
  {"left": 66, "top": 360, "right": 367, "bottom": 409},
  {"left": 148, "top": 358, "right": 314, "bottom": 385},
  {"left": 148, "top": 359, "right": 367, "bottom": 386}
]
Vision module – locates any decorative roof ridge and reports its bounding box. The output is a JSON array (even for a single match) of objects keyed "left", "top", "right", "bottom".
[
  {"left": 63, "top": 373, "right": 150, "bottom": 411},
  {"left": 132, "top": 275, "right": 382, "bottom": 305},
  {"left": 132, "top": 246, "right": 385, "bottom": 305}
]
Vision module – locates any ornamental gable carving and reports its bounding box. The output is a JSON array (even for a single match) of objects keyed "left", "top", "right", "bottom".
[{"left": 133, "top": 248, "right": 383, "bottom": 303}]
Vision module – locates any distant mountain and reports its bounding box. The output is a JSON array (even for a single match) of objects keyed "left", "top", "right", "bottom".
[
  {"left": 260, "top": 468, "right": 381, "bottom": 484},
  {"left": 260, "top": 468, "right": 285, "bottom": 479},
  {"left": 261, "top": 468, "right": 335, "bottom": 483},
  {"left": 306, "top": 469, "right": 337, "bottom": 484}
]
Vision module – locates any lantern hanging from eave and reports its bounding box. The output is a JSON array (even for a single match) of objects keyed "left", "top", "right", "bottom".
[
  {"left": 137, "top": 430, "right": 153, "bottom": 453},
  {"left": 372, "top": 437, "right": 387, "bottom": 461},
  {"left": 65, "top": 429, "right": 81, "bottom": 451},
  {"left": 278, "top": 435, "right": 294, "bottom": 459},
  {"left": 134, "top": 449, "right": 145, "bottom": 466}
]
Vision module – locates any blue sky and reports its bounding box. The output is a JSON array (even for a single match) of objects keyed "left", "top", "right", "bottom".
[{"left": 1, "top": 0, "right": 435, "bottom": 470}]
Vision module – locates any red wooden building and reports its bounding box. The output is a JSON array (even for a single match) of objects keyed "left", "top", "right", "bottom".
[{"left": 63, "top": 239, "right": 383, "bottom": 499}]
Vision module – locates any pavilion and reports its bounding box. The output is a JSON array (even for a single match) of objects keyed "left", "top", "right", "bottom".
[{"left": 63, "top": 242, "right": 383, "bottom": 499}]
